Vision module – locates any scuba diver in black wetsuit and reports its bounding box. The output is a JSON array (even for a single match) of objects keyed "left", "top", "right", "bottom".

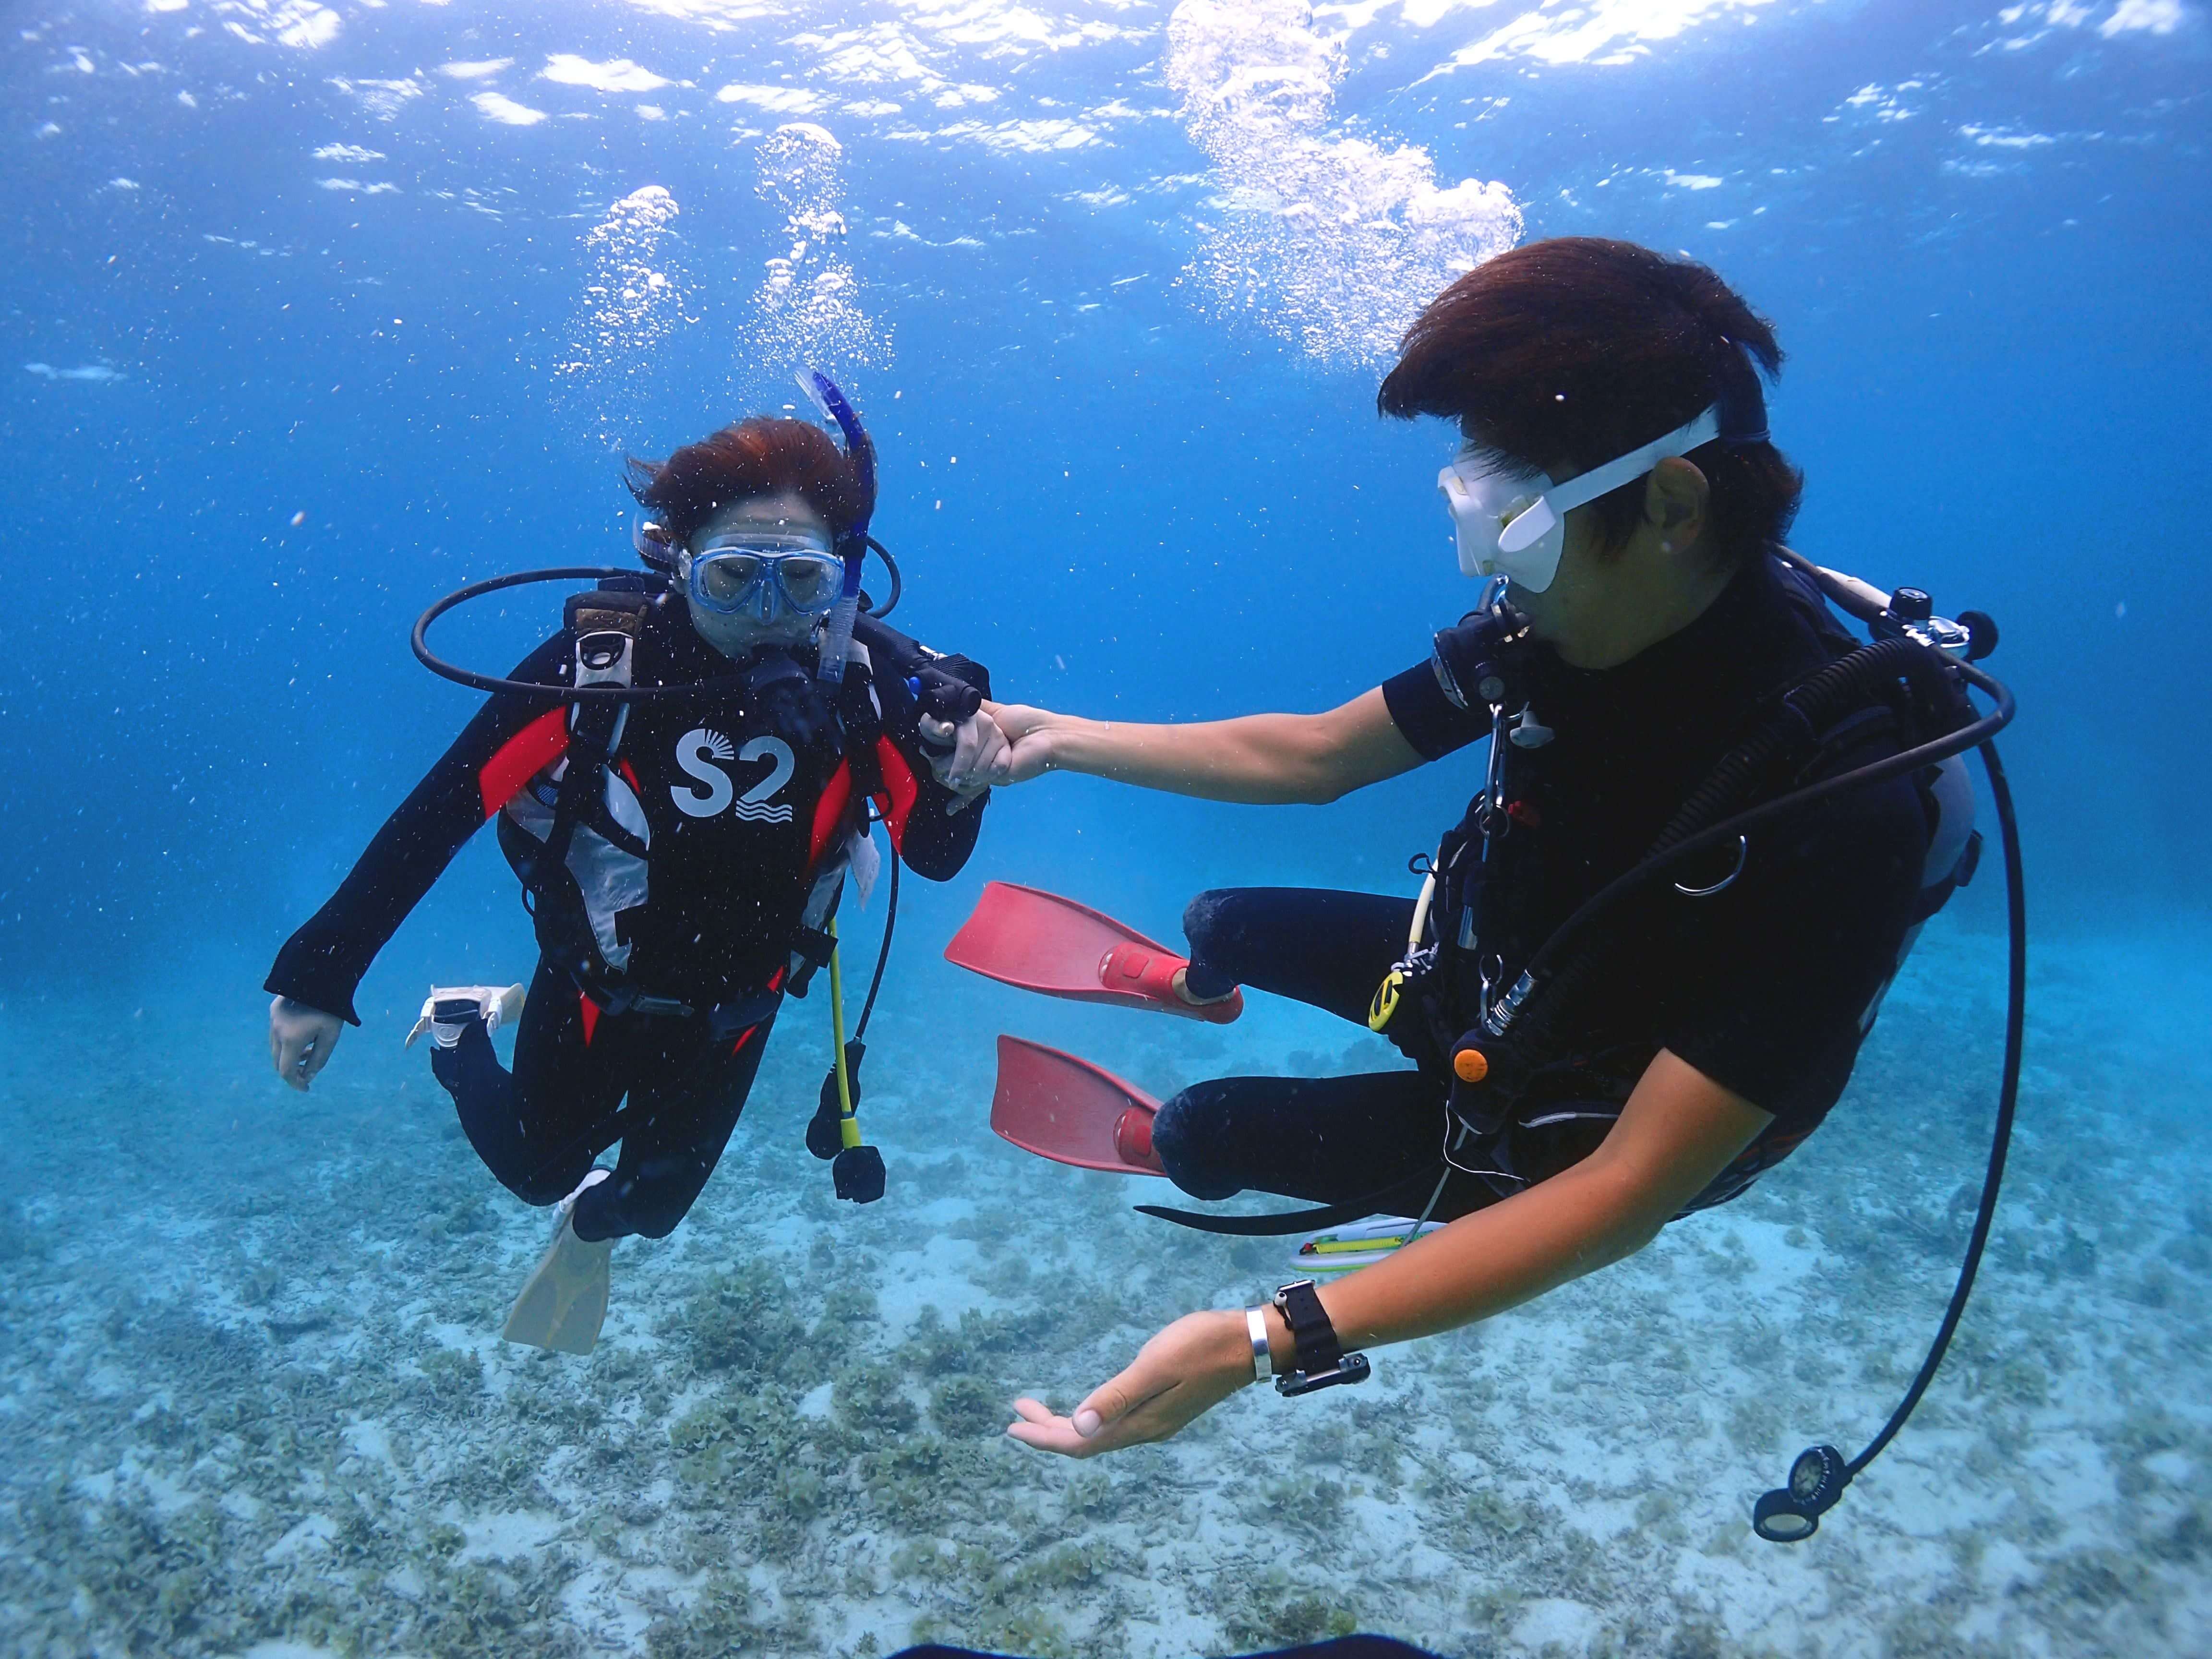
[
  {"left": 265, "top": 391, "right": 1009, "bottom": 1354},
  {"left": 950, "top": 240, "right": 2022, "bottom": 1542}
]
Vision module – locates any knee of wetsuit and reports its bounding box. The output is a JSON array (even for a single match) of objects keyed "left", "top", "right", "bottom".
[
  {"left": 1151, "top": 1084, "right": 1243, "bottom": 1202},
  {"left": 1179, "top": 890, "right": 1243, "bottom": 1000},
  {"left": 1180, "top": 889, "right": 1236, "bottom": 956}
]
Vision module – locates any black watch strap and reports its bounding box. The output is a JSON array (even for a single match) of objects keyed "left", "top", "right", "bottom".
[{"left": 1272, "top": 1279, "right": 1371, "bottom": 1397}]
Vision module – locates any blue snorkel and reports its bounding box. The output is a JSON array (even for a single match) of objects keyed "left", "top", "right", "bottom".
[{"left": 797, "top": 369, "right": 876, "bottom": 685}]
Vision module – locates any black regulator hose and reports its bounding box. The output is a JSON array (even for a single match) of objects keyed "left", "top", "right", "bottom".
[
  {"left": 413, "top": 567, "right": 677, "bottom": 701},
  {"left": 1451, "top": 628, "right": 2023, "bottom": 1542},
  {"left": 413, "top": 541, "right": 907, "bottom": 702},
  {"left": 862, "top": 536, "right": 902, "bottom": 619},
  {"left": 1750, "top": 684, "right": 2026, "bottom": 1543}
]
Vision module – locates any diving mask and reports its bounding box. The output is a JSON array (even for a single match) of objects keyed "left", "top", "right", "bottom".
[
  {"left": 682, "top": 532, "right": 845, "bottom": 620},
  {"left": 1438, "top": 405, "right": 1722, "bottom": 594}
]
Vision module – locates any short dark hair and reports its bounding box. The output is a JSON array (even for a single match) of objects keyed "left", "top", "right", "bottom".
[
  {"left": 626, "top": 416, "right": 874, "bottom": 549},
  {"left": 1377, "top": 238, "right": 1802, "bottom": 570}
]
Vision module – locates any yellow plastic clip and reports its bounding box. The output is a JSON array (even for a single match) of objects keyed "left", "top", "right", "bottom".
[
  {"left": 828, "top": 917, "right": 861, "bottom": 1150},
  {"left": 1368, "top": 967, "right": 1403, "bottom": 1034}
]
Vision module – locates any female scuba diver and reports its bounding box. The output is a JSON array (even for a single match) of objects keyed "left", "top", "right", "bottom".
[
  {"left": 954, "top": 239, "right": 1986, "bottom": 1468},
  {"left": 264, "top": 403, "right": 1009, "bottom": 1355}
]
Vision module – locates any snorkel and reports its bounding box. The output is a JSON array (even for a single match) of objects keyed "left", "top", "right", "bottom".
[{"left": 796, "top": 369, "right": 877, "bottom": 685}]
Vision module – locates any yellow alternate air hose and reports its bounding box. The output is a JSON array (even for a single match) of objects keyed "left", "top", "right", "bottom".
[{"left": 827, "top": 916, "right": 862, "bottom": 1150}]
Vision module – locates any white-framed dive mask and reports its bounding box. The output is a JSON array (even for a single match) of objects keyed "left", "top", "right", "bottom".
[{"left": 1437, "top": 405, "right": 1722, "bottom": 594}]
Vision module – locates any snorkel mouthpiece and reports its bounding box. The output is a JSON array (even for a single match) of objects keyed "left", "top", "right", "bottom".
[{"left": 796, "top": 368, "right": 875, "bottom": 685}]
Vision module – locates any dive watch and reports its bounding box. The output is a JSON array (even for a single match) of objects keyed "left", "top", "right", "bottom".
[{"left": 1270, "top": 1279, "right": 1371, "bottom": 1397}]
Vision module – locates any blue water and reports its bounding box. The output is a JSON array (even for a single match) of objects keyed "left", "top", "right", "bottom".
[{"left": 5, "top": 3, "right": 2209, "bottom": 1655}]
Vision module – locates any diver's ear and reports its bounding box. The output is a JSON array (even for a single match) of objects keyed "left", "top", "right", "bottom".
[{"left": 1644, "top": 456, "right": 1709, "bottom": 552}]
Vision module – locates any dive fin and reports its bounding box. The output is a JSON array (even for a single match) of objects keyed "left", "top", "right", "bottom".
[
  {"left": 502, "top": 1169, "right": 613, "bottom": 1355},
  {"left": 502, "top": 1218, "right": 611, "bottom": 1354},
  {"left": 990, "top": 1035, "right": 1169, "bottom": 1177},
  {"left": 945, "top": 883, "right": 1242, "bottom": 1023}
]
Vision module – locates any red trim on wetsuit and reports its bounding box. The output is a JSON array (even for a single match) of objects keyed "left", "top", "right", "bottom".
[
  {"left": 732, "top": 969, "right": 787, "bottom": 1056},
  {"left": 578, "top": 992, "right": 601, "bottom": 1047},
  {"left": 479, "top": 709, "right": 570, "bottom": 820},
  {"left": 873, "top": 736, "right": 921, "bottom": 851},
  {"left": 617, "top": 757, "right": 641, "bottom": 795},
  {"left": 808, "top": 759, "right": 853, "bottom": 874}
]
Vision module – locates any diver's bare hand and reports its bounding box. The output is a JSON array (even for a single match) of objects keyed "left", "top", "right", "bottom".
[
  {"left": 979, "top": 700, "right": 1063, "bottom": 785},
  {"left": 269, "top": 995, "right": 344, "bottom": 1092},
  {"left": 1006, "top": 1310, "right": 1253, "bottom": 1457},
  {"left": 918, "top": 709, "right": 1012, "bottom": 807}
]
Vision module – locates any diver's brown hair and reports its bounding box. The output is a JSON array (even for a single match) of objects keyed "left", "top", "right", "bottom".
[
  {"left": 1378, "top": 237, "right": 1803, "bottom": 570},
  {"left": 626, "top": 416, "right": 874, "bottom": 548}
]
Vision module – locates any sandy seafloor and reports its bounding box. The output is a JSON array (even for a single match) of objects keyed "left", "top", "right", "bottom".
[{"left": 4, "top": 919, "right": 2209, "bottom": 1659}]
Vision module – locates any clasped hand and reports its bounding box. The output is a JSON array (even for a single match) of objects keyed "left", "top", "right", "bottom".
[{"left": 916, "top": 709, "right": 1015, "bottom": 804}]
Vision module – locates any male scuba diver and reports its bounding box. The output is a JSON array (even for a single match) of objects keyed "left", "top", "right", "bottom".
[
  {"left": 265, "top": 391, "right": 1007, "bottom": 1355},
  {"left": 947, "top": 240, "right": 2017, "bottom": 1538}
]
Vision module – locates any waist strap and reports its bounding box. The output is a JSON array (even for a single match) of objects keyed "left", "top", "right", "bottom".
[{"left": 569, "top": 968, "right": 780, "bottom": 1031}]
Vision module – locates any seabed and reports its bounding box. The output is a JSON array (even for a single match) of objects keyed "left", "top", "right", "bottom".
[{"left": 4, "top": 927, "right": 2208, "bottom": 1658}]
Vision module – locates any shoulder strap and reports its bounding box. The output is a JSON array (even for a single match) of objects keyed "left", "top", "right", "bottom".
[{"left": 529, "top": 591, "right": 649, "bottom": 886}]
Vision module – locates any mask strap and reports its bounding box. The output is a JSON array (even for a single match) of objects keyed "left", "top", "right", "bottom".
[
  {"left": 1714, "top": 338, "right": 1771, "bottom": 445},
  {"left": 1497, "top": 407, "right": 1721, "bottom": 556}
]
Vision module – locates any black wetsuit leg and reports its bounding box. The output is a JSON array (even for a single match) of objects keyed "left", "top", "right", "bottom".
[
  {"left": 432, "top": 960, "right": 616, "bottom": 1208},
  {"left": 1180, "top": 887, "right": 1420, "bottom": 1034},
  {"left": 573, "top": 1000, "right": 777, "bottom": 1242},
  {"left": 430, "top": 959, "right": 776, "bottom": 1242},
  {"left": 1154, "top": 888, "right": 1492, "bottom": 1220},
  {"left": 1152, "top": 1071, "right": 1460, "bottom": 1211}
]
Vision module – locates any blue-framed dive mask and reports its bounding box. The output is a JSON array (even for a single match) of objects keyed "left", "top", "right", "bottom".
[{"left": 682, "top": 531, "right": 845, "bottom": 619}]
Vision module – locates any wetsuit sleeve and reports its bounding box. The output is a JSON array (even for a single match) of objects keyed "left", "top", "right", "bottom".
[
  {"left": 870, "top": 657, "right": 989, "bottom": 882},
  {"left": 1656, "top": 769, "right": 1930, "bottom": 1132},
  {"left": 1381, "top": 659, "right": 1490, "bottom": 762},
  {"left": 264, "top": 638, "right": 570, "bottom": 1025}
]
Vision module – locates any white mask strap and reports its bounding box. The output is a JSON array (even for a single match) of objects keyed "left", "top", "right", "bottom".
[{"left": 1498, "top": 405, "right": 1720, "bottom": 553}]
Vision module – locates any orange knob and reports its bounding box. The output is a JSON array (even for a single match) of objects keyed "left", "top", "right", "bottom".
[{"left": 1453, "top": 1047, "right": 1490, "bottom": 1084}]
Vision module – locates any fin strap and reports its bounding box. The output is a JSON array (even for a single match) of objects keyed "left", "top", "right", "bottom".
[
  {"left": 1134, "top": 1163, "right": 1454, "bottom": 1236},
  {"left": 1134, "top": 1198, "right": 1384, "bottom": 1237}
]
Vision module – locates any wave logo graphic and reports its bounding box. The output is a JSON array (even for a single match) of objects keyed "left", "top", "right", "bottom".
[{"left": 672, "top": 729, "right": 795, "bottom": 823}]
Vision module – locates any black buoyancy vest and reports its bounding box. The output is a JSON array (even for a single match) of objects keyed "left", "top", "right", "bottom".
[
  {"left": 498, "top": 582, "right": 873, "bottom": 1001},
  {"left": 1404, "top": 563, "right": 1982, "bottom": 1208}
]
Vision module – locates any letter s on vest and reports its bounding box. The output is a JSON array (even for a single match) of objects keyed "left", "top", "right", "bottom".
[{"left": 671, "top": 728, "right": 736, "bottom": 818}]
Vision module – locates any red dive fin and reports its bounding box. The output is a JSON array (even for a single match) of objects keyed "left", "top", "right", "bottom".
[
  {"left": 990, "top": 1035, "right": 1168, "bottom": 1177},
  {"left": 945, "top": 882, "right": 1243, "bottom": 1024}
]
